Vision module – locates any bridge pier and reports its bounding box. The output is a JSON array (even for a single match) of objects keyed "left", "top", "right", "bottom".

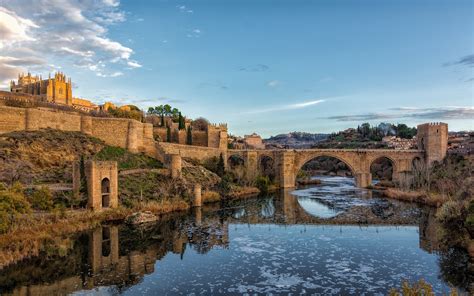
[
  {"left": 276, "top": 151, "right": 296, "bottom": 188},
  {"left": 354, "top": 172, "right": 371, "bottom": 188}
]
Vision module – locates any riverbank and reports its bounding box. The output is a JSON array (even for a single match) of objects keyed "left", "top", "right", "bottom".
[{"left": 380, "top": 188, "right": 446, "bottom": 207}]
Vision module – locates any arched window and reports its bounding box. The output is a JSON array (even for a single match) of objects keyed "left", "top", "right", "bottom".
[{"left": 101, "top": 178, "right": 110, "bottom": 208}]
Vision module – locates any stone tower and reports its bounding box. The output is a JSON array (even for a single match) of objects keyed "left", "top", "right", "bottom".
[
  {"left": 85, "top": 161, "right": 118, "bottom": 210},
  {"left": 416, "top": 122, "right": 448, "bottom": 165}
]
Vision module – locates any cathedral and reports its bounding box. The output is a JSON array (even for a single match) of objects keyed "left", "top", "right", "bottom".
[{"left": 10, "top": 72, "right": 73, "bottom": 105}]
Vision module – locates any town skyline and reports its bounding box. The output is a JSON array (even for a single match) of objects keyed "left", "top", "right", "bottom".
[{"left": 1, "top": 0, "right": 473, "bottom": 137}]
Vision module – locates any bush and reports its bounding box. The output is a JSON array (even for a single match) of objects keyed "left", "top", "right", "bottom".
[
  {"left": 218, "top": 173, "right": 233, "bottom": 194},
  {"left": 436, "top": 200, "right": 463, "bottom": 225},
  {"left": 0, "top": 184, "right": 31, "bottom": 234},
  {"left": 255, "top": 176, "right": 270, "bottom": 193},
  {"left": 388, "top": 279, "right": 457, "bottom": 296},
  {"left": 30, "top": 186, "right": 54, "bottom": 211}
]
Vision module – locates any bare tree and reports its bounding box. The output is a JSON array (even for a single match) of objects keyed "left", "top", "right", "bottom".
[{"left": 191, "top": 117, "right": 209, "bottom": 131}]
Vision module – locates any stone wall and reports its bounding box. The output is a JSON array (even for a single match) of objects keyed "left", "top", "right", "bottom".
[
  {"left": 157, "top": 142, "right": 223, "bottom": 162},
  {"left": 0, "top": 105, "right": 155, "bottom": 156},
  {"left": 192, "top": 131, "right": 208, "bottom": 146}
]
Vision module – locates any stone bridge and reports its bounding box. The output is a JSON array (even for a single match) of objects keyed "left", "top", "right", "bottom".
[
  {"left": 227, "top": 148, "right": 425, "bottom": 187},
  {"left": 225, "top": 122, "right": 448, "bottom": 188}
]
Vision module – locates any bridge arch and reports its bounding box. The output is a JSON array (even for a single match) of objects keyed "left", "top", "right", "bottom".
[
  {"left": 259, "top": 155, "right": 275, "bottom": 181},
  {"left": 228, "top": 154, "right": 245, "bottom": 169},
  {"left": 370, "top": 156, "right": 396, "bottom": 181},
  {"left": 295, "top": 153, "right": 357, "bottom": 185},
  {"left": 296, "top": 152, "right": 357, "bottom": 177}
]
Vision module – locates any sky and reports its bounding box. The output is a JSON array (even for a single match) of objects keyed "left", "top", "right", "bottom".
[{"left": 0, "top": 0, "right": 473, "bottom": 137}]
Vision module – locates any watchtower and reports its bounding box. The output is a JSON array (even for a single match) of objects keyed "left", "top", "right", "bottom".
[
  {"left": 85, "top": 161, "right": 118, "bottom": 210},
  {"left": 416, "top": 122, "right": 448, "bottom": 165}
]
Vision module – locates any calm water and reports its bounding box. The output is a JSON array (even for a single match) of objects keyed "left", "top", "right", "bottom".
[{"left": 0, "top": 177, "right": 471, "bottom": 295}]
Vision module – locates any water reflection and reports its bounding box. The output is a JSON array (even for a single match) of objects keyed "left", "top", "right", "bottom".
[{"left": 0, "top": 187, "right": 471, "bottom": 295}]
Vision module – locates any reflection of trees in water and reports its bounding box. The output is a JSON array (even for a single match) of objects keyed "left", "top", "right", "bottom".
[
  {"left": 1, "top": 194, "right": 471, "bottom": 294},
  {"left": 260, "top": 198, "right": 275, "bottom": 218},
  {"left": 438, "top": 247, "right": 472, "bottom": 292},
  {"left": 0, "top": 233, "right": 89, "bottom": 293},
  {"left": 233, "top": 208, "right": 246, "bottom": 219}
]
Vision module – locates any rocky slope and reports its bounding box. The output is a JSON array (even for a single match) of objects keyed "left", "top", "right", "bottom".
[{"left": 264, "top": 132, "right": 328, "bottom": 149}]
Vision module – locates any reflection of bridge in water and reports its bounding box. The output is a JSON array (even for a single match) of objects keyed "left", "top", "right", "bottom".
[{"left": 2, "top": 193, "right": 441, "bottom": 296}]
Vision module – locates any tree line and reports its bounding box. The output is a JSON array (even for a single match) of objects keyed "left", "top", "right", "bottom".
[{"left": 335, "top": 122, "right": 417, "bottom": 141}]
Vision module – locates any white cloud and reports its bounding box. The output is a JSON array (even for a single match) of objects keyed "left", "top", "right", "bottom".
[
  {"left": 187, "top": 28, "right": 202, "bottom": 38},
  {"left": 0, "top": 0, "right": 140, "bottom": 86},
  {"left": 96, "top": 71, "right": 123, "bottom": 77},
  {"left": 0, "top": 7, "right": 38, "bottom": 48},
  {"left": 177, "top": 5, "right": 193, "bottom": 13},
  {"left": 103, "top": 0, "right": 120, "bottom": 7},
  {"left": 267, "top": 80, "right": 280, "bottom": 88},
  {"left": 127, "top": 61, "right": 142, "bottom": 68},
  {"left": 244, "top": 99, "right": 326, "bottom": 114}
]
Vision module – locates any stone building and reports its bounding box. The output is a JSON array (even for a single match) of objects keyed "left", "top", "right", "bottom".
[
  {"left": 10, "top": 72, "right": 73, "bottom": 105},
  {"left": 6, "top": 71, "right": 98, "bottom": 112},
  {"left": 244, "top": 133, "right": 265, "bottom": 149},
  {"left": 382, "top": 136, "right": 415, "bottom": 150}
]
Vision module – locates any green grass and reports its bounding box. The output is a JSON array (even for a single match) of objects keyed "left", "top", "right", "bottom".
[{"left": 94, "top": 146, "right": 163, "bottom": 170}]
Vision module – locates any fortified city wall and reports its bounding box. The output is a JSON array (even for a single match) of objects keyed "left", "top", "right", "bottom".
[{"left": 0, "top": 105, "right": 156, "bottom": 156}]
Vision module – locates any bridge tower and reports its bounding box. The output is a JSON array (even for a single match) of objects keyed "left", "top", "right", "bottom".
[{"left": 416, "top": 122, "right": 448, "bottom": 165}]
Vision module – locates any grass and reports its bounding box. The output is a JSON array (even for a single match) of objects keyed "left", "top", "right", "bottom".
[
  {"left": 383, "top": 188, "right": 446, "bottom": 207},
  {"left": 94, "top": 146, "right": 162, "bottom": 170},
  {"left": 202, "top": 190, "right": 221, "bottom": 203}
]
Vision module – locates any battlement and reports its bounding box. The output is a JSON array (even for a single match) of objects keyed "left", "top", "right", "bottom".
[
  {"left": 418, "top": 122, "right": 448, "bottom": 127},
  {"left": 208, "top": 123, "right": 228, "bottom": 130}
]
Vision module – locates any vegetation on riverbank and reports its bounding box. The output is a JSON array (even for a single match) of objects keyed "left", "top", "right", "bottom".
[{"left": 388, "top": 154, "right": 474, "bottom": 256}]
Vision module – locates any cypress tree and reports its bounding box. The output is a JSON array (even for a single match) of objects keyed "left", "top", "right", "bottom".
[
  {"left": 217, "top": 153, "right": 225, "bottom": 177},
  {"left": 186, "top": 126, "right": 192, "bottom": 145},
  {"left": 166, "top": 125, "right": 171, "bottom": 142},
  {"left": 178, "top": 112, "right": 185, "bottom": 130}
]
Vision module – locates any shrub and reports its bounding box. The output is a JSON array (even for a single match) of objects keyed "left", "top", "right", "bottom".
[
  {"left": 388, "top": 279, "right": 434, "bottom": 296},
  {"left": 30, "top": 186, "right": 54, "bottom": 211},
  {"left": 218, "top": 173, "right": 233, "bottom": 194},
  {"left": 388, "top": 279, "right": 457, "bottom": 296},
  {"left": 0, "top": 185, "right": 31, "bottom": 234},
  {"left": 436, "top": 200, "right": 463, "bottom": 225}
]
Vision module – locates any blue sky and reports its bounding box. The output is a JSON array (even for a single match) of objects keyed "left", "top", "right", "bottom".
[{"left": 0, "top": 0, "right": 472, "bottom": 136}]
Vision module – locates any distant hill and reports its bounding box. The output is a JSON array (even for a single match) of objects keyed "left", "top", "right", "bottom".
[{"left": 264, "top": 132, "right": 329, "bottom": 149}]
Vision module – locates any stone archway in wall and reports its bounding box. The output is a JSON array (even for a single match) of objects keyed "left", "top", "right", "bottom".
[
  {"left": 295, "top": 153, "right": 357, "bottom": 186},
  {"left": 370, "top": 156, "right": 396, "bottom": 182}
]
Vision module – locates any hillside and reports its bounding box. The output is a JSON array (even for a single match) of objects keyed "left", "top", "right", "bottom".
[
  {"left": 264, "top": 132, "right": 328, "bottom": 148},
  {"left": 0, "top": 129, "right": 162, "bottom": 184}
]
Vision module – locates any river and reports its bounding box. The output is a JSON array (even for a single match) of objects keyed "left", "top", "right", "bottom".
[{"left": 0, "top": 177, "right": 471, "bottom": 295}]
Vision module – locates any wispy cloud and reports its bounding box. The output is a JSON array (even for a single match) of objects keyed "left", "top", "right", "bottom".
[
  {"left": 326, "top": 106, "right": 474, "bottom": 122},
  {"left": 239, "top": 64, "right": 269, "bottom": 72},
  {"left": 267, "top": 80, "right": 280, "bottom": 88},
  {"left": 455, "top": 54, "right": 474, "bottom": 67},
  {"left": 197, "top": 81, "right": 229, "bottom": 90},
  {"left": 244, "top": 99, "right": 326, "bottom": 114},
  {"left": 187, "top": 28, "right": 201, "bottom": 38},
  {"left": 177, "top": 5, "right": 193, "bottom": 13}
]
